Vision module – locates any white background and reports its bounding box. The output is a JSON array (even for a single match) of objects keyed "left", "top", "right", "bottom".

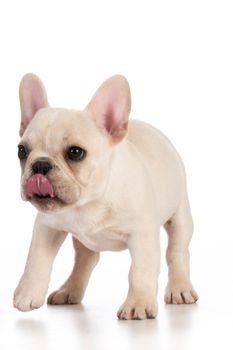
[{"left": 0, "top": 0, "right": 233, "bottom": 349}]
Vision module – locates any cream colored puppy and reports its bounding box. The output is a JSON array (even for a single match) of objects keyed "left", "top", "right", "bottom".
[{"left": 14, "top": 74, "right": 198, "bottom": 320}]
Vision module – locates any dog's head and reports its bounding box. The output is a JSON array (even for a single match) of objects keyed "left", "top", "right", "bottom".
[{"left": 18, "top": 74, "right": 131, "bottom": 213}]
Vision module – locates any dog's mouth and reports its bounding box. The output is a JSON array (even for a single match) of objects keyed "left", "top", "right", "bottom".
[{"left": 25, "top": 174, "right": 65, "bottom": 212}]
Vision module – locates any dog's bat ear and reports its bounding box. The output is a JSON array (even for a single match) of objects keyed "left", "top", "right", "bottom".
[
  {"left": 19, "top": 73, "right": 48, "bottom": 137},
  {"left": 85, "top": 75, "right": 131, "bottom": 143}
]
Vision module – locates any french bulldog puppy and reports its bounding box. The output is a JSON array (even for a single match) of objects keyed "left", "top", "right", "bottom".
[{"left": 14, "top": 73, "right": 198, "bottom": 320}]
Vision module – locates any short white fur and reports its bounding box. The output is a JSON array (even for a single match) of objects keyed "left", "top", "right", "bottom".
[{"left": 14, "top": 74, "right": 198, "bottom": 320}]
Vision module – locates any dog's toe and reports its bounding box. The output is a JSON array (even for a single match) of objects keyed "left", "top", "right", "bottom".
[
  {"left": 14, "top": 293, "right": 44, "bottom": 312},
  {"left": 47, "top": 289, "right": 81, "bottom": 305},
  {"left": 164, "top": 282, "right": 198, "bottom": 305},
  {"left": 14, "top": 282, "right": 46, "bottom": 312},
  {"left": 117, "top": 300, "right": 157, "bottom": 320}
]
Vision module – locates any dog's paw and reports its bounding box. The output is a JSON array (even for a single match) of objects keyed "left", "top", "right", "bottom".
[
  {"left": 47, "top": 287, "right": 82, "bottom": 305},
  {"left": 164, "top": 280, "right": 198, "bottom": 304},
  {"left": 14, "top": 284, "right": 46, "bottom": 312},
  {"left": 117, "top": 299, "right": 157, "bottom": 320}
]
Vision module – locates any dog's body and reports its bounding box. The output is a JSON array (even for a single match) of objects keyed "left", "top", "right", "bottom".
[
  {"left": 14, "top": 74, "right": 198, "bottom": 319},
  {"left": 37, "top": 116, "right": 184, "bottom": 252}
]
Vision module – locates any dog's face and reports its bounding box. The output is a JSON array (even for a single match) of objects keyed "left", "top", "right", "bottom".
[{"left": 18, "top": 74, "right": 131, "bottom": 213}]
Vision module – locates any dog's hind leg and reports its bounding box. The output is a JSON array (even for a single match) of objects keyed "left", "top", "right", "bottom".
[
  {"left": 48, "top": 237, "right": 99, "bottom": 305},
  {"left": 164, "top": 194, "right": 198, "bottom": 304}
]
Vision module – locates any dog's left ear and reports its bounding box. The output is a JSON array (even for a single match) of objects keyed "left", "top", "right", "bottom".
[
  {"left": 19, "top": 73, "right": 48, "bottom": 136},
  {"left": 85, "top": 75, "right": 131, "bottom": 143}
]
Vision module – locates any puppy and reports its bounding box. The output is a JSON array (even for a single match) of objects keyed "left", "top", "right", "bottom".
[{"left": 14, "top": 74, "right": 198, "bottom": 320}]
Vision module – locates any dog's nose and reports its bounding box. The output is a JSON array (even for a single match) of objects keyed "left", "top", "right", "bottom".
[{"left": 32, "top": 160, "right": 53, "bottom": 175}]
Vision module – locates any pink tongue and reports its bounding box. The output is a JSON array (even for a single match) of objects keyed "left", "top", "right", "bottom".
[{"left": 25, "top": 174, "right": 54, "bottom": 198}]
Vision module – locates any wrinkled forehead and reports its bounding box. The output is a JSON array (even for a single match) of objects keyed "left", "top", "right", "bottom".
[{"left": 21, "top": 108, "right": 110, "bottom": 155}]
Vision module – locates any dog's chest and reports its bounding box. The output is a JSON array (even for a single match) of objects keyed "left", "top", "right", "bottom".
[{"left": 51, "top": 204, "right": 129, "bottom": 252}]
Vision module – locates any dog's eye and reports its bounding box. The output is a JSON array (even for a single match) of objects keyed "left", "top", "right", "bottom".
[
  {"left": 18, "top": 145, "right": 28, "bottom": 160},
  {"left": 67, "top": 146, "right": 86, "bottom": 161}
]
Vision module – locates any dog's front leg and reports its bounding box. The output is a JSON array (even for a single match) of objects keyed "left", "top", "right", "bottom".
[
  {"left": 117, "top": 228, "right": 160, "bottom": 320},
  {"left": 14, "top": 215, "right": 67, "bottom": 312}
]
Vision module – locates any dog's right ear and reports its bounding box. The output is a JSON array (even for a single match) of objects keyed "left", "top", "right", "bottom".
[{"left": 19, "top": 73, "right": 48, "bottom": 136}]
